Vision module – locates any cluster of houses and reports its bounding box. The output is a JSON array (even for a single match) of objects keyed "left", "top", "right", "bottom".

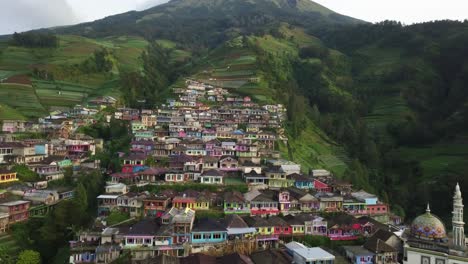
[
  {"left": 0, "top": 77, "right": 407, "bottom": 263},
  {"left": 0, "top": 110, "right": 103, "bottom": 233},
  {"left": 68, "top": 80, "right": 406, "bottom": 263}
]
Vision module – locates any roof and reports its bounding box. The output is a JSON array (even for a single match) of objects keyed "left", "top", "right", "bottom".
[
  {"left": 224, "top": 191, "right": 245, "bottom": 203},
  {"left": 342, "top": 245, "right": 375, "bottom": 256},
  {"left": 242, "top": 216, "right": 271, "bottom": 228},
  {"left": 192, "top": 218, "right": 227, "bottom": 232},
  {"left": 97, "top": 195, "right": 120, "bottom": 199},
  {"left": 250, "top": 249, "right": 292, "bottom": 264},
  {"left": 0, "top": 200, "right": 30, "bottom": 206},
  {"left": 201, "top": 169, "right": 225, "bottom": 177},
  {"left": 293, "top": 247, "right": 335, "bottom": 261},
  {"left": 180, "top": 254, "right": 216, "bottom": 264},
  {"left": 351, "top": 190, "right": 378, "bottom": 201},
  {"left": 267, "top": 216, "right": 289, "bottom": 227},
  {"left": 223, "top": 214, "right": 249, "bottom": 229},
  {"left": 364, "top": 237, "right": 397, "bottom": 253},
  {"left": 285, "top": 241, "right": 307, "bottom": 251},
  {"left": 126, "top": 219, "right": 161, "bottom": 236},
  {"left": 0, "top": 169, "right": 15, "bottom": 174},
  {"left": 289, "top": 173, "right": 312, "bottom": 182},
  {"left": 372, "top": 229, "right": 396, "bottom": 242}
]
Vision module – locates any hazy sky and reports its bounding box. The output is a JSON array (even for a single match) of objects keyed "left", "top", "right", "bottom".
[
  {"left": 1, "top": 0, "right": 467, "bottom": 35},
  {"left": 314, "top": 0, "right": 468, "bottom": 24}
]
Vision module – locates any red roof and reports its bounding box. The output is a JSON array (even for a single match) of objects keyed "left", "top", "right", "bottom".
[{"left": 314, "top": 179, "right": 329, "bottom": 189}]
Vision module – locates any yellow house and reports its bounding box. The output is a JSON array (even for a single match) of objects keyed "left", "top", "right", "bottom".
[
  {"left": 173, "top": 195, "right": 210, "bottom": 211},
  {"left": 0, "top": 170, "right": 18, "bottom": 184}
]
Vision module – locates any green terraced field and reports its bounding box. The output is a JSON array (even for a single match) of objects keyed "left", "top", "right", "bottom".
[
  {"left": 397, "top": 144, "right": 468, "bottom": 179},
  {"left": 0, "top": 104, "right": 26, "bottom": 120},
  {"left": 279, "top": 119, "right": 348, "bottom": 176},
  {"left": 0, "top": 84, "right": 46, "bottom": 117}
]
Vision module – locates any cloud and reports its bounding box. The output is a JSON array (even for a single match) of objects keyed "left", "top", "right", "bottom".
[{"left": 0, "top": 0, "right": 79, "bottom": 35}]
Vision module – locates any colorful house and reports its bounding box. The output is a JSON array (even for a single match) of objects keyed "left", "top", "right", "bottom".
[
  {"left": 172, "top": 195, "right": 196, "bottom": 210},
  {"left": 246, "top": 190, "right": 279, "bottom": 216},
  {"left": 326, "top": 214, "right": 361, "bottom": 241},
  {"left": 122, "top": 153, "right": 147, "bottom": 173},
  {"left": 97, "top": 195, "right": 120, "bottom": 216},
  {"left": 124, "top": 219, "right": 160, "bottom": 248},
  {"left": 265, "top": 166, "right": 294, "bottom": 189},
  {"left": 143, "top": 194, "right": 170, "bottom": 217},
  {"left": 269, "top": 216, "right": 292, "bottom": 237},
  {"left": 242, "top": 216, "right": 279, "bottom": 246},
  {"left": 343, "top": 246, "right": 375, "bottom": 264},
  {"left": 199, "top": 169, "right": 224, "bottom": 184},
  {"left": 219, "top": 156, "right": 239, "bottom": 172},
  {"left": 162, "top": 207, "right": 195, "bottom": 244},
  {"left": 191, "top": 218, "right": 227, "bottom": 245},
  {"left": 0, "top": 169, "right": 18, "bottom": 184},
  {"left": 223, "top": 191, "right": 250, "bottom": 214},
  {"left": 314, "top": 179, "right": 333, "bottom": 193},
  {"left": 305, "top": 216, "right": 328, "bottom": 236},
  {"left": 0, "top": 200, "right": 30, "bottom": 224},
  {"left": 222, "top": 214, "right": 256, "bottom": 240},
  {"left": 290, "top": 173, "right": 314, "bottom": 189},
  {"left": 317, "top": 193, "right": 343, "bottom": 212}
]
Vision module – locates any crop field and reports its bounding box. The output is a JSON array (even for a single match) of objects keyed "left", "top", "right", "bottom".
[
  {"left": 0, "top": 84, "right": 46, "bottom": 117},
  {"left": 397, "top": 143, "right": 468, "bottom": 179},
  {"left": 0, "top": 104, "right": 26, "bottom": 120},
  {"left": 279, "top": 120, "right": 348, "bottom": 177}
]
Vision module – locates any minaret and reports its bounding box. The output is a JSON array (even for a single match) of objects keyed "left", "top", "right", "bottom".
[{"left": 453, "top": 183, "right": 465, "bottom": 250}]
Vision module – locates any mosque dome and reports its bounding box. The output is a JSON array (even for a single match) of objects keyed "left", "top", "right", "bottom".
[{"left": 411, "top": 204, "right": 447, "bottom": 240}]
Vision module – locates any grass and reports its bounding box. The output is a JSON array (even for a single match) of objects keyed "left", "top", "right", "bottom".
[
  {"left": 0, "top": 104, "right": 26, "bottom": 120},
  {"left": 0, "top": 232, "right": 20, "bottom": 256},
  {"left": 0, "top": 34, "right": 149, "bottom": 117},
  {"left": 0, "top": 84, "right": 46, "bottom": 117},
  {"left": 397, "top": 143, "right": 468, "bottom": 179},
  {"left": 279, "top": 119, "right": 348, "bottom": 177}
]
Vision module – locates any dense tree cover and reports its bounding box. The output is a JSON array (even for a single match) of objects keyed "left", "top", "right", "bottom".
[
  {"left": 12, "top": 165, "right": 40, "bottom": 182},
  {"left": 121, "top": 43, "right": 175, "bottom": 107},
  {"left": 51, "top": 0, "right": 359, "bottom": 50},
  {"left": 16, "top": 250, "right": 41, "bottom": 264},
  {"left": 11, "top": 32, "right": 58, "bottom": 48},
  {"left": 302, "top": 20, "right": 468, "bottom": 219},
  {"left": 79, "top": 118, "right": 131, "bottom": 172},
  {"left": 12, "top": 170, "right": 104, "bottom": 263}
]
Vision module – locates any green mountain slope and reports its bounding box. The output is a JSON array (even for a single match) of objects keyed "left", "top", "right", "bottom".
[{"left": 50, "top": 0, "right": 362, "bottom": 49}]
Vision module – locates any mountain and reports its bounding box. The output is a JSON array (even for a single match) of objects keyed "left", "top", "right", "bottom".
[{"left": 52, "top": 0, "right": 362, "bottom": 48}]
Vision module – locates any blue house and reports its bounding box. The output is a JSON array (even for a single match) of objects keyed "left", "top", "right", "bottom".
[
  {"left": 343, "top": 245, "right": 375, "bottom": 264},
  {"left": 290, "top": 173, "right": 314, "bottom": 189},
  {"left": 191, "top": 218, "right": 227, "bottom": 244}
]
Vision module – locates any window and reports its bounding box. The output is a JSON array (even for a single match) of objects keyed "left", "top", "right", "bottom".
[
  {"left": 203, "top": 234, "right": 211, "bottom": 239},
  {"left": 213, "top": 233, "right": 221, "bottom": 239},
  {"left": 193, "top": 234, "right": 202, "bottom": 239}
]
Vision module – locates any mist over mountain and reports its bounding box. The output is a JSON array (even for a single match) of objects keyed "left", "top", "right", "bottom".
[{"left": 0, "top": 0, "right": 79, "bottom": 34}]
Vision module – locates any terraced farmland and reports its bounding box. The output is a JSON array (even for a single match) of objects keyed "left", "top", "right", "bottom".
[{"left": 0, "top": 84, "right": 46, "bottom": 117}]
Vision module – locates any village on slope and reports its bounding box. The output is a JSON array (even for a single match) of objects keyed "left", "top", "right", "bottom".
[{"left": 0, "top": 77, "right": 466, "bottom": 264}]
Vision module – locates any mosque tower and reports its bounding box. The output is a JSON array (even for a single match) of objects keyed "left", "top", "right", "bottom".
[{"left": 453, "top": 183, "right": 465, "bottom": 250}]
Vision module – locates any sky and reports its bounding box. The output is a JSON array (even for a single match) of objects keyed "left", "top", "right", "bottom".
[{"left": 1, "top": 0, "right": 468, "bottom": 35}]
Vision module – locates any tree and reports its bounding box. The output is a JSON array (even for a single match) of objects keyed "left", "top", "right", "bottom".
[
  {"left": 13, "top": 165, "right": 39, "bottom": 182},
  {"left": 0, "top": 246, "right": 14, "bottom": 264},
  {"left": 16, "top": 250, "right": 41, "bottom": 264},
  {"left": 63, "top": 167, "right": 73, "bottom": 186},
  {"left": 72, "top": 183, "right": 88, "bottom": 226}
]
